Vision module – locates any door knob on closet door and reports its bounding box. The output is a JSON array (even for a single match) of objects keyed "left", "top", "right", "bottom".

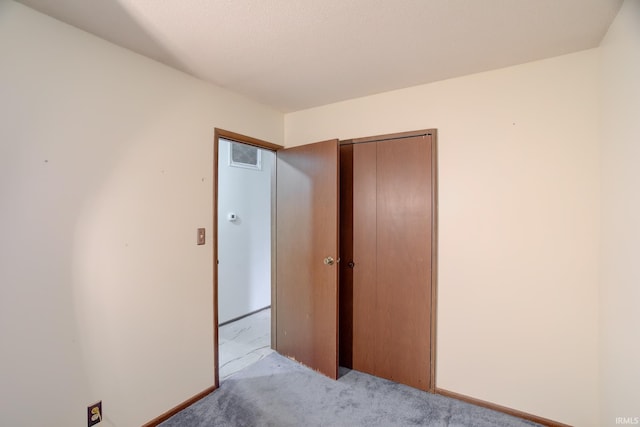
[{"left": 323, "top": 256, "right": 335, "bottom": 266}]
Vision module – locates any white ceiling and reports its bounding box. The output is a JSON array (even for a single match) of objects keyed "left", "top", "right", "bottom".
[{"left": 18, "top": 0, "right": 622, "bottom": 112}]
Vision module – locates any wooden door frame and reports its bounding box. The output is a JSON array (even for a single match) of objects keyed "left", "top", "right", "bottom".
[
  {"left": 340, "top": 128, "right": 438, "bottom": 391},
  {"left": 213, "top": 128, "right": 283, "bottom": 388}
]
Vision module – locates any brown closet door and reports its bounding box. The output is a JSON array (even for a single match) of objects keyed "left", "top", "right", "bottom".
[
  {"left": 351, "top": 142, "right": 378, "bottom": 374},
  {"left": 376, "top": 135, "right": 432, "bottom": 390},
  {"left": 275, "top": 139, "right": 340, "bottom": 379},
  {"left": 351, "top": 134, "right": 433, "bottom": 391}
]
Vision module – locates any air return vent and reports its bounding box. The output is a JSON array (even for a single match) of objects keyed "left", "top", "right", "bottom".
[{"left": 229, "top": 142, "right": 261, "bottom": 170}]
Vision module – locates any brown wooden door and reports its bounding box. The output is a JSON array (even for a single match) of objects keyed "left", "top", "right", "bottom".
[
  {"left": 346, "top": 133, "right": 434, "bottom": 391},
  {"left": 275, "top": 139, "right": 339, "bottom": 379}
]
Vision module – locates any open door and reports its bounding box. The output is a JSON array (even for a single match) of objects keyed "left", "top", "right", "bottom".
[{"left": 275, "top": 139, "right": 339, "bottom": 379}]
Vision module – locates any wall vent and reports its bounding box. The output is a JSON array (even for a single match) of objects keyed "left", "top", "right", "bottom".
[{"left": 229, "top": 142, "right": 261, "bottom": 170}]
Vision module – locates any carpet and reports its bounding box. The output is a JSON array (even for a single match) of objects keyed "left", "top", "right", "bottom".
[{"left": 160, "top": 353, "right": 541, "bottom": 427}]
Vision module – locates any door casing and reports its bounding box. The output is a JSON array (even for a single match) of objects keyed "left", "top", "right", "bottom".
[{"left": 213, "top": 128, "right": 282, "bottom": 388}]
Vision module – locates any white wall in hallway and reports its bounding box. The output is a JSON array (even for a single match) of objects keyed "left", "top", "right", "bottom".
[{"left": 218, "top": 139, "right": 273, "bottom": 324}]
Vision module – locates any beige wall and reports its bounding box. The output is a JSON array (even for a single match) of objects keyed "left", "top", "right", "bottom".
[
  {"left": 599, "top": 0, "right": 640, "bottom": 425},
  {"left": 286, "top": 50, "right": 601, "bottom": 426},
  {"left": 2, "top": 0, "right": 635, "bottom": 425},
  {"left": 0, "top": 2, "right": 282, "bottom": 426}
]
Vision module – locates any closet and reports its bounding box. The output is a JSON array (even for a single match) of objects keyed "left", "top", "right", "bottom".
[
  {"left": 339, "top": 130, "right": 436, "bottom": 391},
  {"left": 274, "top": 129, "right": 436, "bottom": 391}
]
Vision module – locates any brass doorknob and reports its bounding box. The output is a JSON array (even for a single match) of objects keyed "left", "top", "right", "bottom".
[{"left": 324, "top": 256, "right": 335, "bottom": 266}]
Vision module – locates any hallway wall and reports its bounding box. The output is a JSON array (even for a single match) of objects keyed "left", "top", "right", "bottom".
[{"left": 218, "top": 140, "right": 273, "bottom": 324}]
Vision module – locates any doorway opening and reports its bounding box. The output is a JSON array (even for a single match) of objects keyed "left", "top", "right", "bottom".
[{"left": 213, "top": 129, "right": 283, "bottom": 386}]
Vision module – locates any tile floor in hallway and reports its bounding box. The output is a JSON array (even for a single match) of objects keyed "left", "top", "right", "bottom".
[{"left": 219, "top": 308, "right": 273, "bottom": 381}]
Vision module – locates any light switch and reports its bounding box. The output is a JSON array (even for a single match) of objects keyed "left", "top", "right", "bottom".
[{"left": 197, "top": 228, "right": 206, "bottom": 245}]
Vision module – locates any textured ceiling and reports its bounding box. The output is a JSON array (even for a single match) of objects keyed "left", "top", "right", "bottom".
[{"left": 17, "top": 0, "right": 623, "bottom": 112}]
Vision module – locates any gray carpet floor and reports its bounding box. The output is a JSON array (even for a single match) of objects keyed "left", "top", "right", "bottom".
[{"left": 161, "top": 353, "right": 541, "bottom": 427}]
